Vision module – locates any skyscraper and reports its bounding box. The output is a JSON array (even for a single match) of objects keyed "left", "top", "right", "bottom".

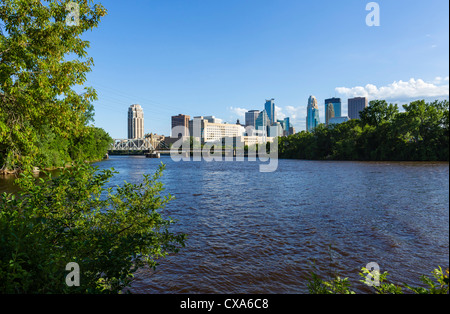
[
  {"left": 306, "top": 96, "right": 320, "bottom": 132},
  {"left": 325, "top": 98, "right": 342, "bottom": 125},
  {"left": 284, "top": 117, "right": 290, "bottom": 135},
  {"left": 171, "top": 114, "right": 190, "bottom": 138},
  {"left": 255, "top": 110, "right": 270, "bottom": 135},
  {"left": 326, "top": 103, "right": 335, "bottom": 126},
  {"left": 245, "top": 110, "right": 260, "bottom": 128},
  {"left": 278, "top": 117, "right": 291, "bottom": 136},
  {"left": 264, "top": 99, "right": 276, "bottom": 125},
  {"left": 348, "top": 97, "right": 368, "bottom": 120},
  {"left": 128, "top": 104, "right": 144, "bottom": 139}
]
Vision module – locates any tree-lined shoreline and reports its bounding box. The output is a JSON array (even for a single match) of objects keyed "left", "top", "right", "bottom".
[{"left": 279, "top": 99, "right": 449, "bottom": 162}]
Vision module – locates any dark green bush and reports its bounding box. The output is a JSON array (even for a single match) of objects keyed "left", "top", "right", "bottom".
[{"left": 0, "top": 163, "right": 186, "bottom": 293}]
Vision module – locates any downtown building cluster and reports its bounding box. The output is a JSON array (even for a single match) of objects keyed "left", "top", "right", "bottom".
[
  {"left": 306, "top": 96, "right": 368, "bottom": 132},
  {"left": 126, "top": 96, "right": 369, "bottom": 146},
  {"left": 171, "top": 99, "right": 294, "bottom": 147}
]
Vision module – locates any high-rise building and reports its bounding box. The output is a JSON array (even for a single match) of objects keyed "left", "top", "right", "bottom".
[
  {"left": 278, "top": 119, "right": 287, "bottom": 133},
  {"left": 245, "top": 110, "right": 260, "bottom": 127},
  {"left": 326, "top": 103, "right": 335, "bottom": 126},
  {"left": 171, "top": 114, "right": 190, "bottom": 138},
  {"left": 277, "top": 117, "right": 291, "bottom": 136},
  {"left": 128, "top": 104, "right": 144, "bottom": 139},
  {"left": 284, "top": 117, "right": 291, "bottom": 136},
  {"left": 325, "top": 98, "right": 341, "bottom": 125},
  {"left": 255, "top": 110, "right": 270, "bottom": 135},
  {"left": 306, "top": 96, "right": 320, "bottom": 132},
  {"left": 348, "top": 97, "right": 368, "bottom": 120},
  {"left": 264, "top": 99, "right": 276, "bottom": 125}
]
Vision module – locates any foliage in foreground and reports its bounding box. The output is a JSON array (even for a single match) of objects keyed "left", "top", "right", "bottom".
[
  {"left": 0, "top": 163, "right": 186, "bottom": 293},
  {"left": 308, "top": 266, "right": 449, "bottom": 294},
  {"left": 1, "top": 0, "right": 111, "bottom": 172}
]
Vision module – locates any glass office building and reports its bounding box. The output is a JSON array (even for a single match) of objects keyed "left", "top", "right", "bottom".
[
  {"left": 264, "top": 98, "right": 276, "bottom": 125},
  {"left": 325, "top": 98, "right": 341, "bottom": 126},
  {"left": 245, "top": 110, "right": 260, "bottom": 128},
  {"left": 255, "top": 110, "right": 270, "bottom": 136},
  {"left": 306, "top": 96, "right": 320, "bottom": 132}
]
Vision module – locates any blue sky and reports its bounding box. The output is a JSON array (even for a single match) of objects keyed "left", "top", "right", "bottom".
[{"left": 81, "top": 0, "right": 449, "bottom": 138}]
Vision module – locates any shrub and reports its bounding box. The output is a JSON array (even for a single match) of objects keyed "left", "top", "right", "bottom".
[{"left": 0, "top": 162, "right": 186, "bottom": 293}]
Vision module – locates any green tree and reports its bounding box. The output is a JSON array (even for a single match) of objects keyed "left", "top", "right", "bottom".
[
  {"left": 359, "top": 100, "right": 399, "bottom": 127},
  {"left": 0, "top": 0, "right": 107, "bottom": 172},
  {"left": 278, "top": 99, "right": 448, "bottom": 162},
  {"left": 69, "top": 126, "right": 113, "bottom": 162}
]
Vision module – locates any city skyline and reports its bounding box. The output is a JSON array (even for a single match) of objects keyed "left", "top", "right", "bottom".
[{"left": 82, "top": 0, "right": 449, "bottom": 138}]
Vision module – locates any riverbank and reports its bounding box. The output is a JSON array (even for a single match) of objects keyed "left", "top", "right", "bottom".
[{"left": 0, "top": 157, "right": 106, "bottom": 177}]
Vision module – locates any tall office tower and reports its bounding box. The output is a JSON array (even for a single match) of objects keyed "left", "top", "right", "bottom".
[
  {"left": 171, "top": 114, "right": 190, "bottom": 138},
  {"left": 277, "top": 119, "right": 287, "bottom": 135},
  {"left": 128, "top": 104, "right": 144, "bottom": 139},
  {"left": 325, "top": 98, "right": 342, "bottom": 125},
  {"left": 255, "top": 110, "right": 270, "bottom": 135},
  {"left": 283, "top": 117, "right": 290, "bottom": 136},
  {"left": 306, "top": 96, "right": 320, "bottom": 132},
  {"left": 326, "top": 103, "right": 335, "bottom": 126},
  {"left": 264, "top": 99, "right": 276, "bottom": 125},
  {"left": 348, "top": 97, "right": 368, "bottom": 120},
  {"left": 245, "top": 110, "right": 260, "bottom": 127}
]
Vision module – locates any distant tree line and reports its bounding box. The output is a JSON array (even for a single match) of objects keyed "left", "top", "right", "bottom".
[{"left": 278, "top": 99, "right": 449, "bottom": 161}]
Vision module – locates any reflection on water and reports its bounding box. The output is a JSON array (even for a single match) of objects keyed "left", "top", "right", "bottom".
[{"left": 2, "top": 156, "right": 449, "bottom": 293}]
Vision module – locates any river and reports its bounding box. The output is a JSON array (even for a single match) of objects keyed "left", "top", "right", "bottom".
[{"left": 2, "top": 156, "right": 449, "bottom": 293}]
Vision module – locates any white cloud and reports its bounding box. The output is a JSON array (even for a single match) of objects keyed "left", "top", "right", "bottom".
[
  {"left": 275, "top": 106, "right": 286, "bottom": 120},
  {"left": 433, "top": 76, "right": 449, "bottom": 84},
  {"left": 284, "top": 105, "right": 302, "bottom": 120},
  {"left": 228, "top": 106, "right": 248, "bottom": 119},
  {"left": 335, "top": 77, "right": 449, "bottom": 101}
]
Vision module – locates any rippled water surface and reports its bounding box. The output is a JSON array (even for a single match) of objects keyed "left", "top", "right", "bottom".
[
  {"left": 90, "top": 156, "right": 449, "bottom": 294},
  {"left": 4, "top": 156, "right": 447, "bottom": 293}
]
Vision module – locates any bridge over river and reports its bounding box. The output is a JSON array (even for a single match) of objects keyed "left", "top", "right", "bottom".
[
  {"left": 108, "top": 138, "right": 170, "bottom": 157},
  {"left": 108, "top": 138, "right": 249, "bottom": 158}
]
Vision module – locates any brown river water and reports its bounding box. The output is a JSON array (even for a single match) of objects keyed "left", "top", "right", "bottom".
[{"left": 2, "top": 156, "right": 449, "bottom": 293}]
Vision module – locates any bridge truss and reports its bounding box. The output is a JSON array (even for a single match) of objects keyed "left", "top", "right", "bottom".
[{"left": 110, "top": 138, "right": 155, "bottom": 151}]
